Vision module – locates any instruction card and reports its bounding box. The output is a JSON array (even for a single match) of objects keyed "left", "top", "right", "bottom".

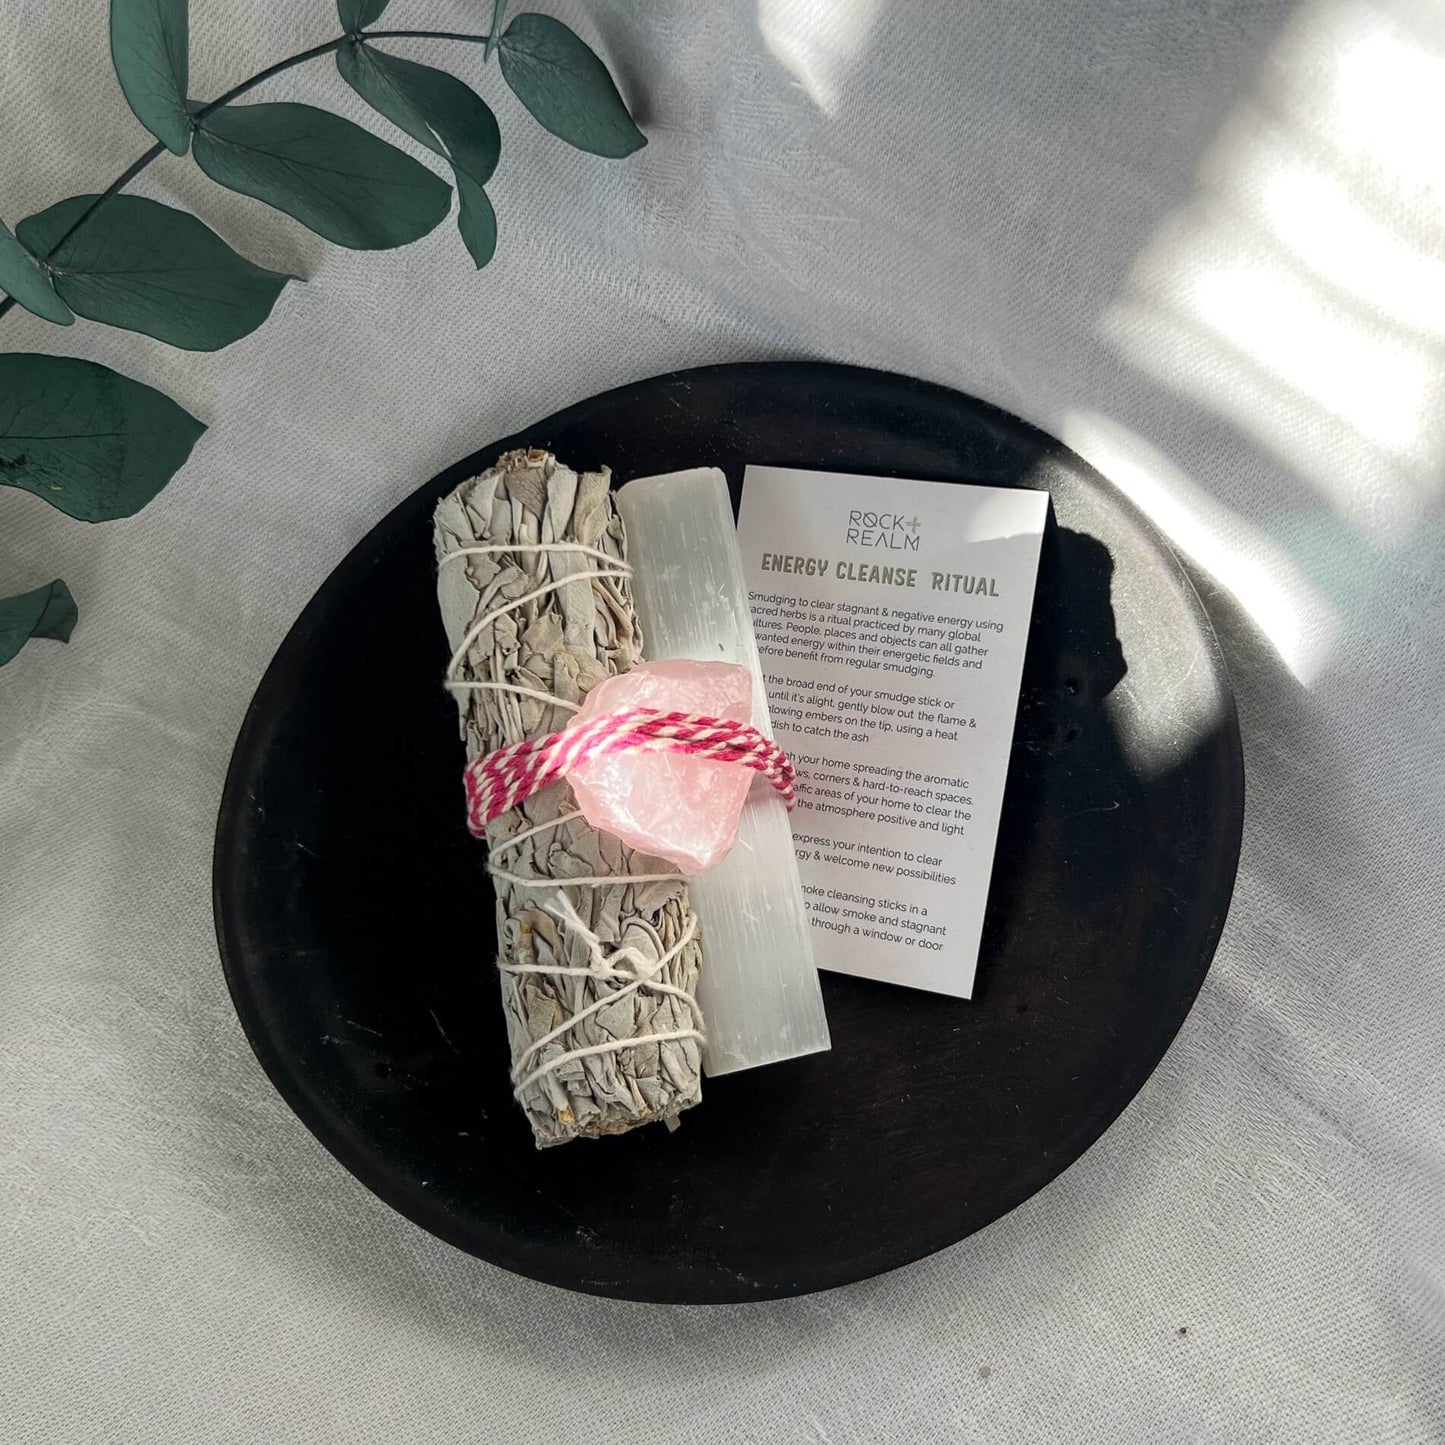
[{"left": 738, "top": 465, "right": 1049, "bottom": 997}]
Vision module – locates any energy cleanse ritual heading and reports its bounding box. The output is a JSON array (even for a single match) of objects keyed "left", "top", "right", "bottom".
[{"left": 758, "top": 551, "right": 1001, "bottom": 597}]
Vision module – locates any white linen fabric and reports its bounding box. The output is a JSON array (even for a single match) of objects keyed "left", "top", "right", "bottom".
[{"left": 2, "top": 1, "right": 1442, "bottom": 1440}]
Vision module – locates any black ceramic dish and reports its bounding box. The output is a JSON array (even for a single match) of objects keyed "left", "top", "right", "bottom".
[{"left": 214, "top": 362, "right": 1243, "bottom": 1303}]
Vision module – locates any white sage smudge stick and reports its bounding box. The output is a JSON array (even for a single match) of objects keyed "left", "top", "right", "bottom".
[
  {"left": 433, "top": 449, "right": 704, "bottom": 1147},
  {"left": 618, "top": 468, "right": 832, "bottom": 1075}
]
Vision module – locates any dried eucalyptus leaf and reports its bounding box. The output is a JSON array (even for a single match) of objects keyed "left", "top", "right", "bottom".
[
  {"left": 338, "top": 0, "right": 389, "bottom": 29},
  {"left": 17, "top": 194, "right": 292, "bottom": 351},
  {"left": 193, "top": 102, "right": 451, "bottom": 251},
  {"left": 110, "top": 0, "right": 191, "bottom": 156},
  {"left": 0, "top": 579, "right": 78, "bottom": 668},
  {"left": 498, "top": 14, "right": 646, "bottom": 159},
  {"left": 0, "top": 354, "right": 205, "bottom": 522}
]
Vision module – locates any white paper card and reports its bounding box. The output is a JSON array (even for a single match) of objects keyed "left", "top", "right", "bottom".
[{"left": 738, "top": 465, "right": 1049, "bottom": 997}]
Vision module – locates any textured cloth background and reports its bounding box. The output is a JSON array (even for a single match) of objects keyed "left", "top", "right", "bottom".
[{"left": 3, "top": 1, "right": 1443, "bottom": 1440}]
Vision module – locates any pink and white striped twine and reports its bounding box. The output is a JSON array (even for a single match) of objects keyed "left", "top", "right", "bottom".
[{"left": 465, "top": 707, "right": 797, "bottom": 835}]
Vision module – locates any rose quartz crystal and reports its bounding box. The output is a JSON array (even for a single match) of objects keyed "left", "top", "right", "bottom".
[{"left": 566, "top": 659, "right": 753, "bottom": 874}]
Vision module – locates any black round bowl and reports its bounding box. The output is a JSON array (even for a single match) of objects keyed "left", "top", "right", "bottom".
[{"left": 214, "top": 362, "right": 1243, "bottom": 1303}]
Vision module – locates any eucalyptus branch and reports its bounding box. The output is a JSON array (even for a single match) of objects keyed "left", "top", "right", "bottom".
[
  {"left": 2, "top": 2, "right": 647, "bottom": 667},
  {"left": 0, "top": 28, "right": 491, "bottom": 324}
]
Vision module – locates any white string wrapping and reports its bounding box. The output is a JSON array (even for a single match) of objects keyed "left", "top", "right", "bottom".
[{"left": 439, "top": 542, "right": 707, "bottom": 1111}]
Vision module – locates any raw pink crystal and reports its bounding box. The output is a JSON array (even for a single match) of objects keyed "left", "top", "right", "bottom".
[{"left": 566, "top": 659, "right": 753, "bottom": 875}]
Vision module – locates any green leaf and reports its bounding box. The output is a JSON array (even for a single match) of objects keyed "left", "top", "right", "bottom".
[
  {"left": 337, "top": 42, "right": 500, "bottom": 267},
  {"left": 16, "top": 195, "right": 292, "bottom": 351},
  {"left": 455, "top": 176, "right": 497, "bottom": 269},
  {"left": 0, "top": 580, "right": 78, "bottom": 668},
  {"left": 338, "top": 0, "right": 388, "bottom": 30},
  {"left": 0, "top": 354, "right": 205, "bottom": 522},
  {"left": 110, "top": 0, "right": 191, "bottom": 155},
  {"left": 498, "top": 13, "right": 645, "bottom": 158},
  {"left": 0, "top": 221, "right": 74, "bottom": 325},
  {"left": 192, "top": 102, "right": 452, "bottom": 250}
]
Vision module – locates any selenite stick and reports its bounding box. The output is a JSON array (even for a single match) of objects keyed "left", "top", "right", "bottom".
[{"left": 617, "top": 468, "right": 832, "bottom": 1076}]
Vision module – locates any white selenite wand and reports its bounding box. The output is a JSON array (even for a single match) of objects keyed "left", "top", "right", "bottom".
[{"left": 617, "top": 468, "right": 832, "bottom": 1076}]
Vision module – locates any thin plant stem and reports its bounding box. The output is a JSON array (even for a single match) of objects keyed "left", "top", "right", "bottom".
[{"left": 365, "top": 30, "right": 491, "bottom": 44}]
